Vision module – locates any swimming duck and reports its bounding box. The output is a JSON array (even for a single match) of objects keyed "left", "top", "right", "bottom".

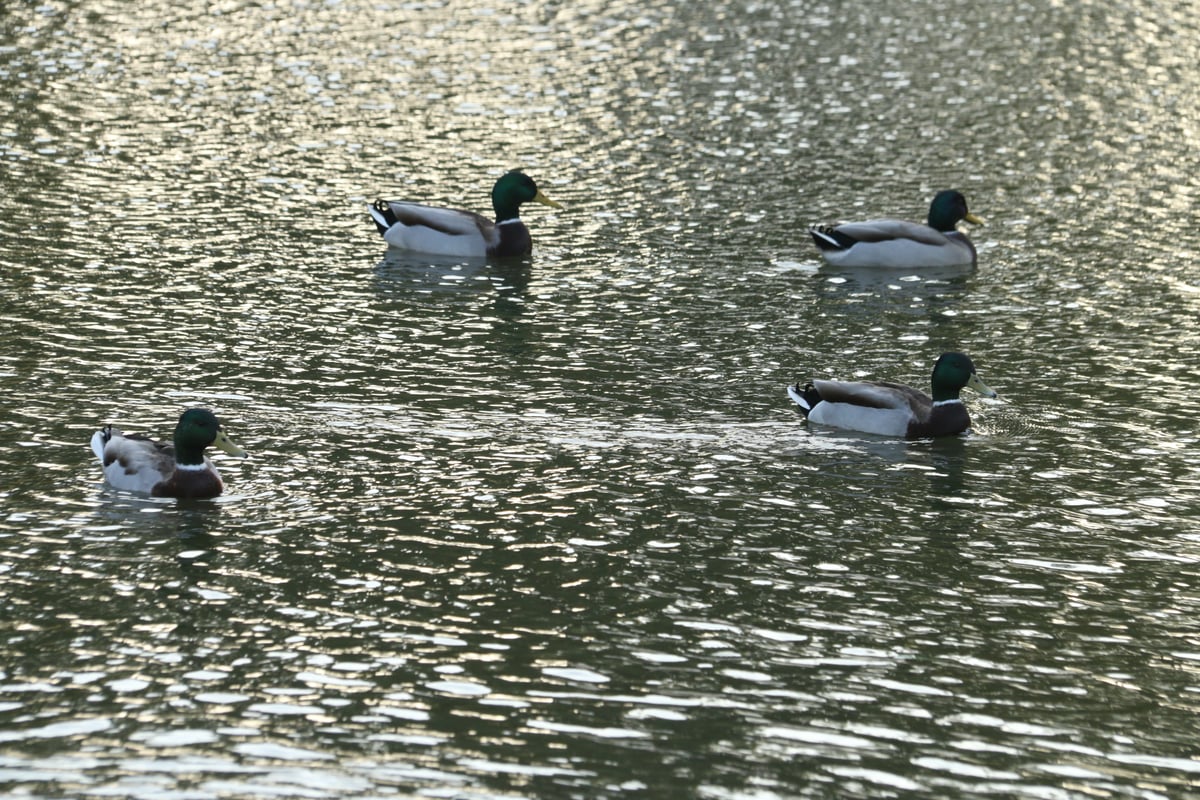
[
  {"left": 369, "top": 170, "right": 562, "bottom": 258},
  {"left": 90, "top": 408, "right": 247, "bottom": 498},
  {"left": 787, "top": 352, "right": 997, "bottom": 438},
  {"left": 810, "top": 190, "right": 983, "bottom": 268}
]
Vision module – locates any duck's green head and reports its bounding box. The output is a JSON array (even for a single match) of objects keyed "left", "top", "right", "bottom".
[
  {"left": 491, "top": 171, "right": 563, "bottom": 221},
  {"left": 930, "top": 352, "right": 997, "bottom": 402},
  {"left": 927, "top": 190, "right": 984, "bottom": 232},
  {"left": 173, "top": 408, "right": 247, "bottom": 465}
]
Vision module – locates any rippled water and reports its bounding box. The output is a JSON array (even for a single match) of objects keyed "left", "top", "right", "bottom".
[{"left": 3, "top": 0, "right": 1200, "bottom": 797}]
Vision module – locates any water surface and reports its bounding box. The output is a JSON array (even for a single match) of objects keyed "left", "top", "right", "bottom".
[{"left": 3, "top": 0, "right": 1200, "bottom": 797}]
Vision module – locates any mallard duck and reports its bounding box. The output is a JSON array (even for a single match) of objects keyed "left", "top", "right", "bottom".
[
  {"left": 90, "top": 408, "right": 247, "bottom": 498},
  {"left": 369, "top": 170, "right": 562, "bottom": 258},
  {"left": 810, "top": 190, "right": 983, "bottom": 268},
  {"left": 787, "top": 352, "right": 997, "bottom": 438}
]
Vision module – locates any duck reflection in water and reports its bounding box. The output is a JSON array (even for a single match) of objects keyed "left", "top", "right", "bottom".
[{"left": 373, "top": 251, "right": 533, "bottom": 312}]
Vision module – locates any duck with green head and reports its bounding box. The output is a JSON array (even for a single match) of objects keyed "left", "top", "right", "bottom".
[
  {"left": 811, "top": 190, "right": 984, "bottom": 268},
  {"left": 787, "top": 352, "right": 997, "bottom": 438},
  {"left": 91, "top": 408, "right": 247, "bottom": 498},
  {"left": 369, "top": 170, "right": 562, "bottom": 258}
]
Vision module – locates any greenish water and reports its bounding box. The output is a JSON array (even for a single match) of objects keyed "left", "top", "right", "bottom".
[{"left": 3, "top": 0, "right": 1200, "bottom": 797}]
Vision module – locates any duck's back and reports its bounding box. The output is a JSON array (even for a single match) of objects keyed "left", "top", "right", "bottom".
[
  {"left": 373, "top": 202, "right": 495, "bottom": 256},
  {"left": 827, "top": 219, "right": 947, "bottom": 246},
  {"left": 801, "top": 379, "right": 926, "bottom": 437},
  {"left": 92, "top": 429, "right": 175, "bottom": 494},
  {"left": 811, "top": 220, "right": 974, "bottom": 268}
]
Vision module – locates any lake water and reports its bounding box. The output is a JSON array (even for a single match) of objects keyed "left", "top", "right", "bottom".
[{"left": 3, "top": 0, "right": 1200, "bottom": 797}]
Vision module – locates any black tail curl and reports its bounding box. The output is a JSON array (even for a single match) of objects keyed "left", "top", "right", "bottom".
[
  {"left": 789, "top": 382, "right": 823, "bottom": 416},
  {"left": 809, "top": 225, "right": 857, "bottom": 252},
  {"left": 371, "top": 199, "right": 398, "bottom": 234}
]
